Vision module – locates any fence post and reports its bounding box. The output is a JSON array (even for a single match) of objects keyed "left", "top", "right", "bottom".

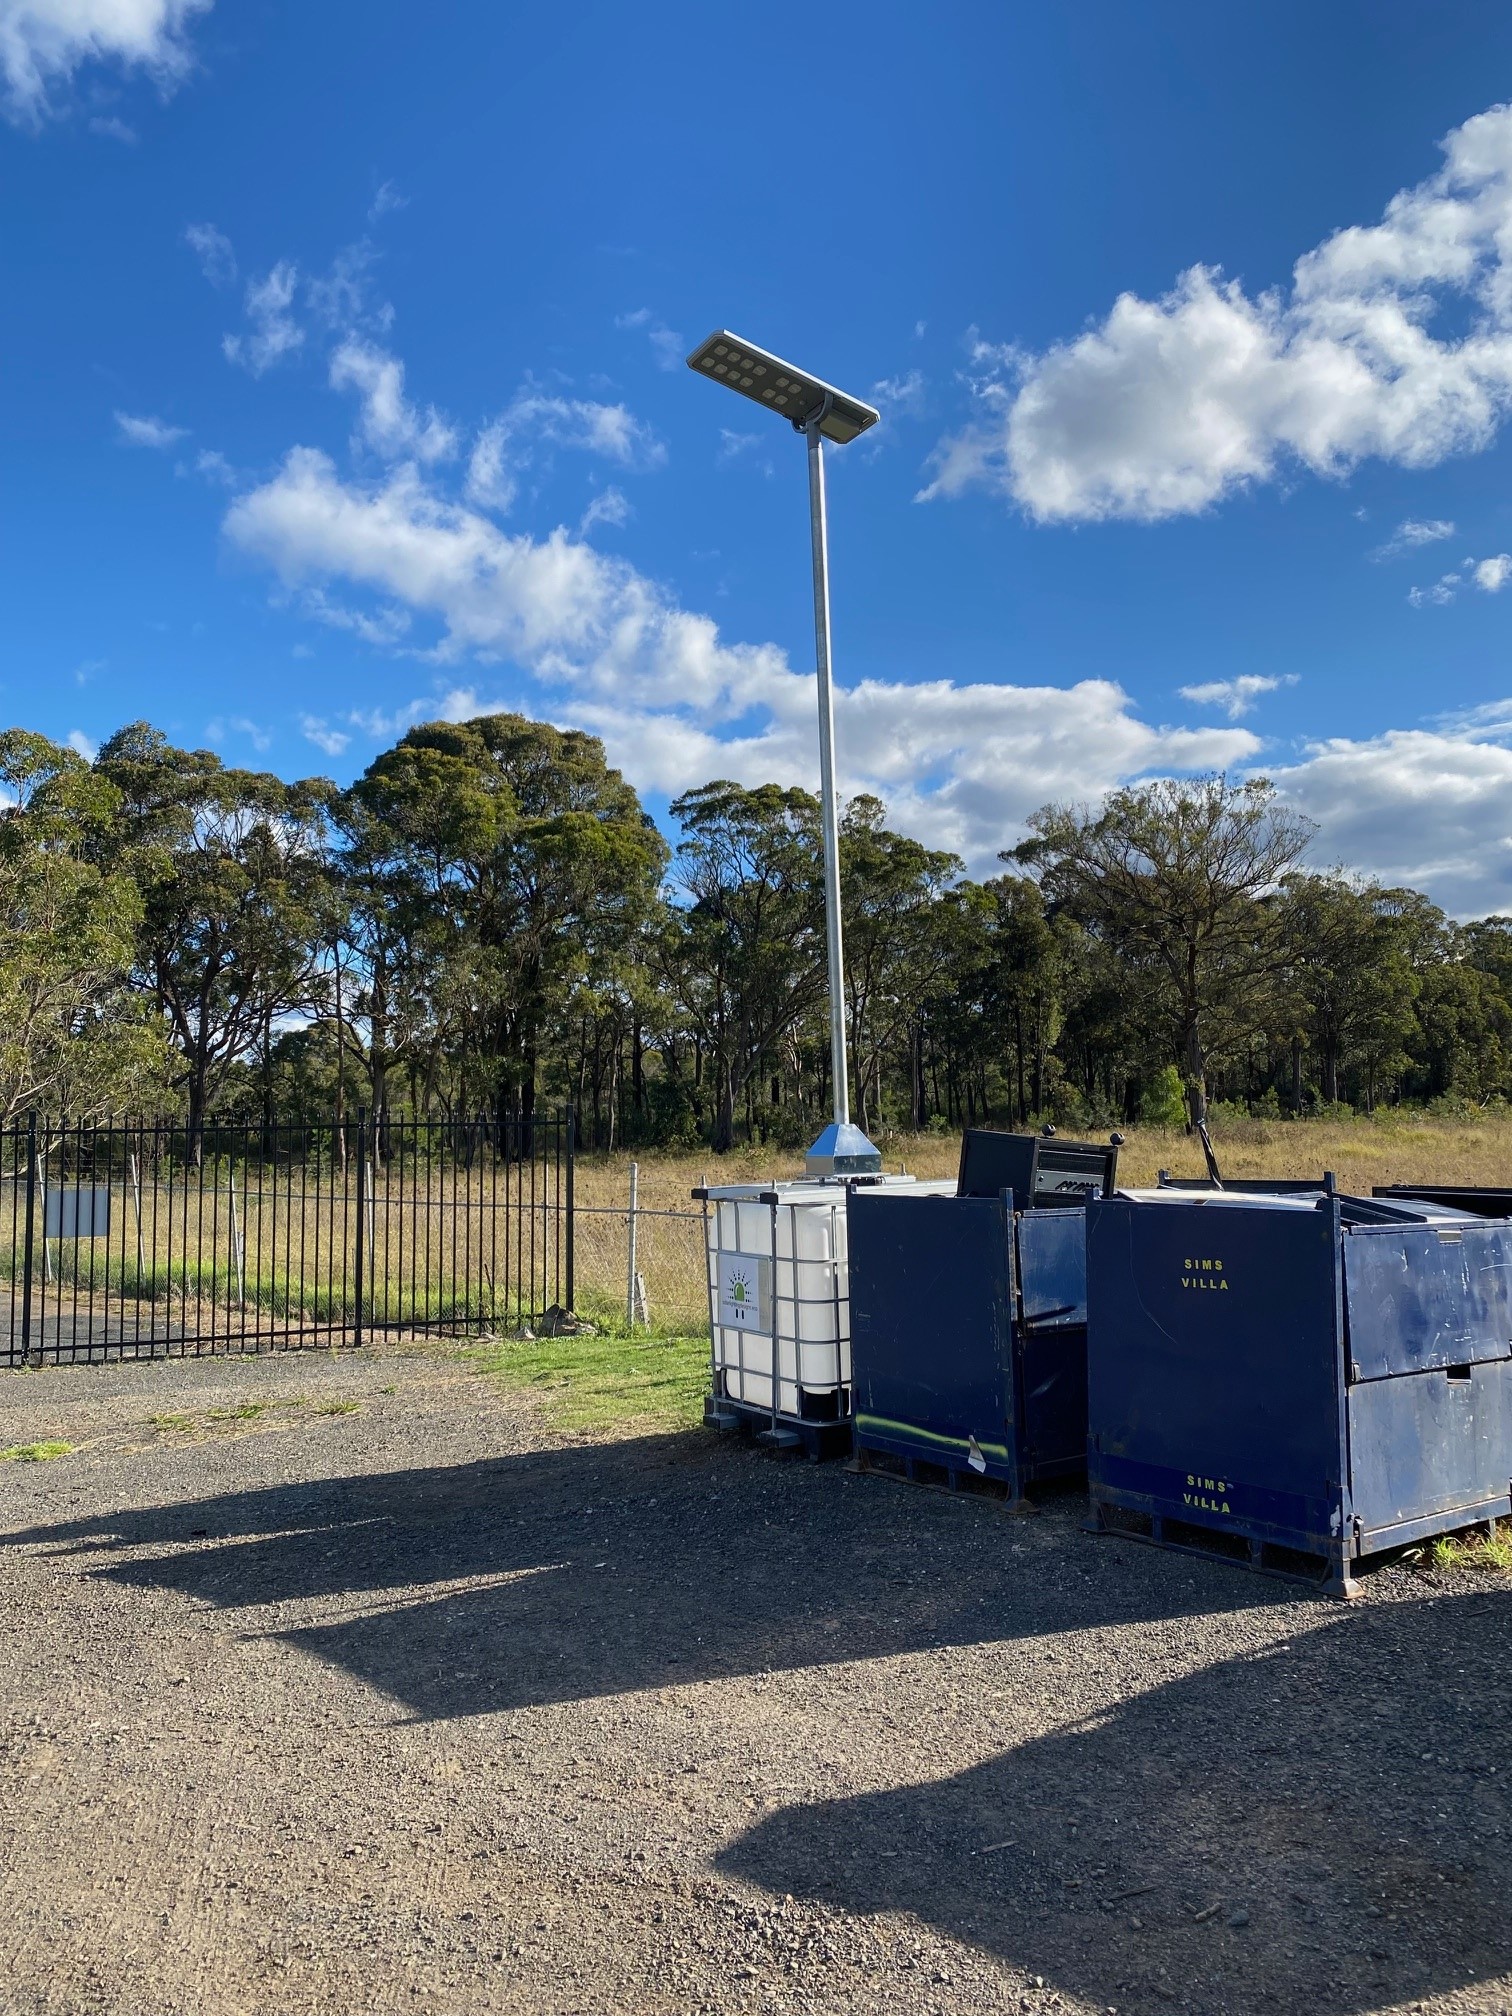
[
  {"left": 626, "top": 1159, "right": 639, "bottom": 1329},
  {"left": 19, "top": 1112, "right": 36, "bottom": 1359},
  {"left": 564, "top": 1105, "right": 575, "bottom": 1316},
  {"left": 129, "top": 1149, "right": 146, "bottom": 1282},
  {"left": 228, "top": 1164, "right": 245, "bottom": 1306},
  {"left": 353, "top": 1107, "right": 368, "bottom": 1348}
]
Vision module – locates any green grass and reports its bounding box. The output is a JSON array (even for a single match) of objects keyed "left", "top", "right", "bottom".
[
  {"left": 1430, "top": 1519, "right": 1512, "bottom": 1572},
  {"left": 471, "top": 1307, "right": 709, "bottom": 1435},
  {"left": 0, "top": 1440, "right": 72, "bottom": 1462}
]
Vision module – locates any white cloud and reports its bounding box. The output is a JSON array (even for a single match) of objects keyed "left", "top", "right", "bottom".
[
  {"left": 616, "top": 308, "right": 683, "bottom": 371},
  {"left": 300, "top": 714, "right": 350, "bottom": 757},
  {"left": 368, "top": 180, "right": 405, "bottom": 223},
  {"left": 1371, "top": 516, "right": 1455, "bottom": 560},
  {"left": 0, "top": 0, "right": 210, "bottom": 125},
  {"left": 1408, "top": 550, "right": 1511, "bottom": 603},
  {"left": 924, "top": 102, "right": 1512, "bottom": 522},
  {"left": 192, "top": 447, "right": 235, "bottom": 485},
  {"left": 205, "top": 715, "right": 271, "bottom": 752},
  {"left": 1178, "top": 673, "right": 1299, "bottom": 719},
  {"left": 330, "top": 339, "right": 456, "bottom": 464},
  {"left": 88, "top": 112, "right": 134, "bottom": 141},
  {"left": 224, "top": 446, "right": 1261, "bottom": 871},
  {"left": 66, "top": 729, "right": 97, "bottom": 760},
  {"left": 184, "top": 220, "right": 235, "bottom": 287},
  {"left": 1273, "top": 729, "right": 1512, "bottom": 914},
  {"left": 307, "top": 239, "right": 389, "bottom": 334},
  {"left": 872, "top": 369, "right": 927, "bottom": 417},
  {"left": 465, "top": 390, "right": 664, "bottom": 512},
  {"left": 579, "top": 486, "right": 630, "bottom": 534},
  {"left": 224, "top": 262, "right": 303, "bottom": 376},
  {"left": 114, "top": 409, "right": 186, "bottom": 448}
]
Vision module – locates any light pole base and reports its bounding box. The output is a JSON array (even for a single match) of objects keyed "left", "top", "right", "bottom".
[{"left": 804, "top": 1120, "right": 884, "bottom": 1180}]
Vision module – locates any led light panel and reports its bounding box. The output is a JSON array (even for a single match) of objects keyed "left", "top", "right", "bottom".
[{"left": 685, "top": 330, "right": 880, "bottom": 445}]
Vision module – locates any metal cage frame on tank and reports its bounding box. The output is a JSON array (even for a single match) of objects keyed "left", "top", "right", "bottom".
[{"left": 695, "top": 1176, "right": 953, "bottom": 1459}]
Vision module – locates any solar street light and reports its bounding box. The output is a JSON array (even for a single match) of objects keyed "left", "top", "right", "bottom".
[{"left": 687, "top": 330, "right": 883, "bottom": 1178}]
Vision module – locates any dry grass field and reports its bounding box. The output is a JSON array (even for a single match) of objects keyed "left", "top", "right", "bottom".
[{"left": 572, "top": 1108, "right": 1512, "bottom": 1212}]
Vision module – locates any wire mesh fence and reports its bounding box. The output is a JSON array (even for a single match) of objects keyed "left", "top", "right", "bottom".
[
  {"left": 0, "top": 1109, "right": 573, "bottom": 1366},
  {"left": 570, "top": 1199, "right": 709, "bottom": 1333}
]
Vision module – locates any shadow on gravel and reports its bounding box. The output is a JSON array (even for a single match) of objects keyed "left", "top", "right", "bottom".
[
  {"left": 721, "top": 1585, "right": 1512, "bottom": 2016},
  {"left": 16, "top": 1431, "right": 1313, "bottom": 1719}
]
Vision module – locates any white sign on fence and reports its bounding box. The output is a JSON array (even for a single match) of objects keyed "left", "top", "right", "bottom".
[
  {"left": 43, "top": 1187, "right": 112, "bottom": 1240},
  {"left": 716, "top": 1251, "right": 771, "bottom": 1329}
]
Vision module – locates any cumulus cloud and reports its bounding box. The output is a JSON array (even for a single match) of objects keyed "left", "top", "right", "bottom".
[
  {"left": 66, "top": 728, "right": 97, "bottom": 760},
  {"left": 1408, "top": 551, "right": 1510, "bottom": 604},
  {"left": 330, "top": 339, "right": 456, "bottom": 464},
  {"left": 300, "top": 714, "right": 350, "bottom": 757},
  {"left": 0, "top": 0, "right": 210, "bottom": 124},
  {"left": 580, "top": 486, "right": 630, "bottom": 534},
  {"left": 114, "top": 409, "right": 186, "bottom": 448},
  {"left": 1371, "top": 516, "right": 1455, "bottom": 560},
  {"left": 871, "top": 369, "right": 927, "bottom": 417},
  {"left": 223, "top": 446, "right": 1259, "bottom": 870},
  {"left": 223, "top": 263, "right": 303, "bottom": 376},
  {"left": 1273, "top": 729, "right": 1512, "bottom": 915},
  {"left": 924, "top": 101, "right": 1512, "bottom": 522},
  {"left": 616, "top": 308, "right": 683, "bottom": 371},
  {"left": 465, "top": 390, "right": 664, "bottom": 511},
  {"left": 184, "top": 220, "right": 235, "bottom": 287},
  {"left": 1178, "top": 673, "right": 1299, "bottom": 719}
]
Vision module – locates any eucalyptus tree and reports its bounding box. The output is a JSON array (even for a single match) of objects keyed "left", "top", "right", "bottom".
[
  {"left": 1017, "top": 775, "right": 1314, "bottom": 1126},
  {"left": 351, "top": 713, "right": 667, "bottom": 1133},
  {"left": 665, "top": 780, "right": 826, "bottom": 1152},
  {"left": 95, "top": 723, "right": 339, "bottom": 1147},
  {"left": 0, "top": 731, "right": 162, "bottom": 1121}
]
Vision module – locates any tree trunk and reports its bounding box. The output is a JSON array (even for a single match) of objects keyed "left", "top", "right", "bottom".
[
  {"left": 1291, "top": 1037, "right": 1304, "bottom": 1115},
  {"left": 713, "top": 1057, "right": 737, "bottom": 1153},
  {"left": 1014, "top": 1002, "right": 1027, "bottom": 1126},
  {"left": 1184, "top": 1018, "right": 1206, "bottom": 1130}
]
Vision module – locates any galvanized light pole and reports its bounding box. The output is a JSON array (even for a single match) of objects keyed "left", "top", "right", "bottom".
[{"left": 687, "top": 331, "right": 883, "bottom": 1177}]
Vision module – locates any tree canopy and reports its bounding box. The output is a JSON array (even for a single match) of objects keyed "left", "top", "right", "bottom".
[{"left": 15, "top": 720, "right": 1512, "bottom": 1146}]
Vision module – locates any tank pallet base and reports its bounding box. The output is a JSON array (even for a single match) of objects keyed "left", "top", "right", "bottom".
[
  {"left": 850, "top": 1440, "right": 1035, "bottom": 1510},
  {"left": 704, "top": 1393, "right": 850, "bottom": 1462},
  {"left": 1088, "top": 1497, "right": 1359, "bottom": 1600}
]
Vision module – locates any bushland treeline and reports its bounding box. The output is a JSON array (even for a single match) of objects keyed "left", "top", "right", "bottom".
[{"left": 8, "top": 713, "right": 1512, "bottom": 1149}]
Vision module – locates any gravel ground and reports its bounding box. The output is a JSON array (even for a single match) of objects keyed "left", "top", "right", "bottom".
[{"left": 0, "top": 1342, "right": 1509, "bottom": 2016}]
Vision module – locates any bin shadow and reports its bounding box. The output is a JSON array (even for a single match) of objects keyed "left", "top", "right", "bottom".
[
  {"left": 720, "top": 1585, "right": 1512, "bottom": 2015},
  {"left": 7, "top": 1433, "right": 1301, "bottom": 1721}
]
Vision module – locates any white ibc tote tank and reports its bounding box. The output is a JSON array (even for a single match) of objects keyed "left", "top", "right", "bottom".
[{"left": 697, "top": 1177, "right": 951, "bottom": 1449}]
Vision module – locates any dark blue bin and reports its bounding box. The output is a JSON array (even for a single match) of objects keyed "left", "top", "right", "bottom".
[
  {"left": 847, "top": 1185, "right": 1095, "bottom": 1499},
  {"left": 1086, "top": 1188, "right": 1512, "bottom": 1595}
]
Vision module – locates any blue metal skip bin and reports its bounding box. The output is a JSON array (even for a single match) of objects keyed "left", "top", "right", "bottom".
[
  {"left": 846, "top": 1188, "right": 1094, "bottom": 1499},
  {"left": 1086, "top": 1188, "right": 1512, "bottom": 1596}
]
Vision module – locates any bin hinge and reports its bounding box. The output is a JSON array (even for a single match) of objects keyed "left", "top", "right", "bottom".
[{"left": 1349, "top": 1358, "right": 1362, "bottom": 1384}]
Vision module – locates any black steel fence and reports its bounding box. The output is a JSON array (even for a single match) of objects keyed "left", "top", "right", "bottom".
[{"left": 0, "top": 1109, "right": 573, "bottom": 1367}]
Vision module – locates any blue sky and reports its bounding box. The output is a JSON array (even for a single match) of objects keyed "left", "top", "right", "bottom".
[{"left": 9, "top": 1, "right": 1512, "bottom": 910}]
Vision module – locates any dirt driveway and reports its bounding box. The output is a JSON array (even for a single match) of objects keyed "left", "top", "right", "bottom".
[{"left": 0, "top": 1343, "right": 1508, "bottom": 2016}]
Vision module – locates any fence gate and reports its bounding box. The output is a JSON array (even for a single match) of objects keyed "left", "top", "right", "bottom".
[{"left": 0, "top": 1109, "right": 574, "bottom": 1367}]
